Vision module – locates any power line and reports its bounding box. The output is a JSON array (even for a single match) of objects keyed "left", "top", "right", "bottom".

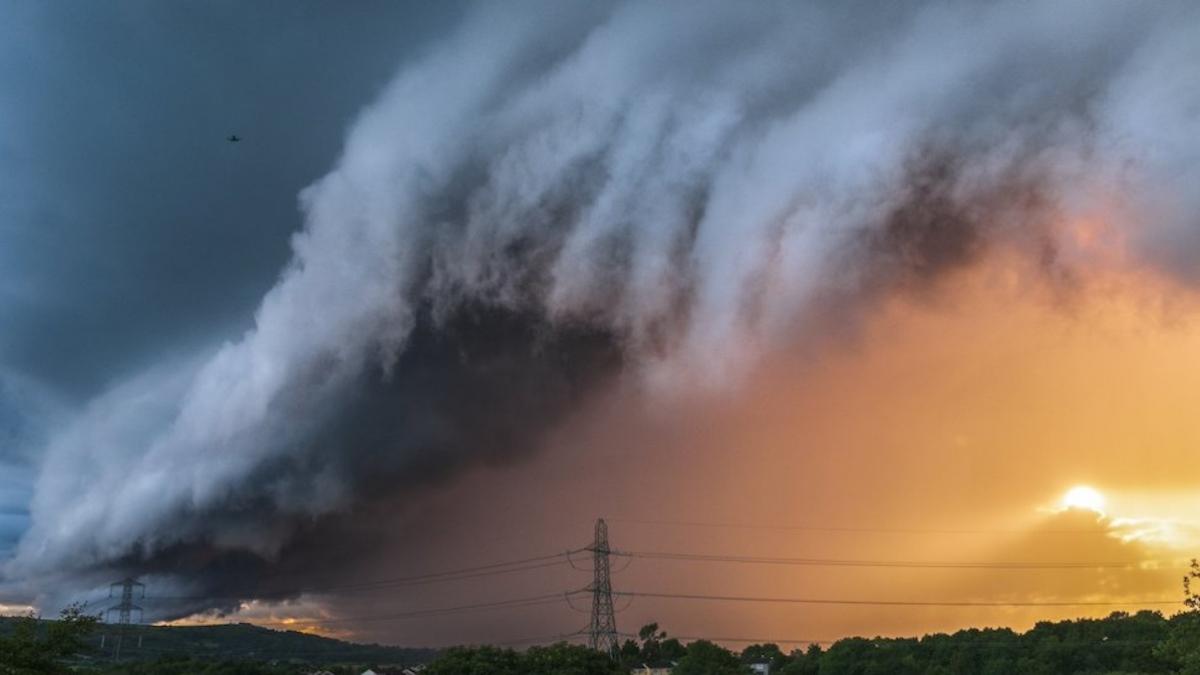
[
  {"left": 613, "top": 590, "right": 1181, "bottom": 608},
  {"left": 267, "top": 558, "right": 572, "bottom": 596},
  {"left": 495, "top": 632, "right": 587, "bottom": 647},
  {"left": 321, "top": 551, "right": 583, "bottom": 594},
  {"left": 140, "top": 550, "right": 583, "bottom": 602},
  {"left": 617, "top": 632, "right": 1169, "bottom": 647},
  {"left": 617, "top": 631, "right": 836, "bottom": 646},
  {"left": 616, "top": 550, "right": 1172, "bottom": 570},
  {"left": 257, "top": 590, "right": 587, "bottom": 627},
  {"left": 133, "top": 545, "right": 1172, "bottom": 608},
  {"left": 607, "top": 517, "right": 1122, "bottom": 536}
]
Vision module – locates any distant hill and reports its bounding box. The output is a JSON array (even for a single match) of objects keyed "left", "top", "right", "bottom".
[{"left": 0, "top": 617, "right": 437, "bottom": 666}]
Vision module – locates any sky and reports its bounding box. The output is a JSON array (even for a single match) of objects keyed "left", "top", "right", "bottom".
[{"left": 2, "top": 0, "right": 1200, "bottom": 650}]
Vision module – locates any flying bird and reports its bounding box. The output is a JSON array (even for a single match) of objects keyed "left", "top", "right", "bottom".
[{"left": 227, "top": 134, "right": 240, "bottom": 143}]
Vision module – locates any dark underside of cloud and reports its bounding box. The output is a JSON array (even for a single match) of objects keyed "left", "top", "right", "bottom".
[{"left": 96, "top": 303, "right": 623, "bottom": 616}]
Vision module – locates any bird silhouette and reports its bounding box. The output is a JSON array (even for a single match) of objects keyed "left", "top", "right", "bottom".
[{"left": 227, "top": 134, "right": 241, "bottom": 143}]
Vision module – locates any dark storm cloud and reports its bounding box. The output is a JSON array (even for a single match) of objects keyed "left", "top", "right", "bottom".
[
  {"left": 2, "top": 0, "right": 1199, "bottom": 623},
  {"left": 79, "top": 302, "right": 623, "bottom": 620}
]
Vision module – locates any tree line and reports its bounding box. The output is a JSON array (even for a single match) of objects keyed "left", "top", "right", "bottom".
[{"left": 418, "top": 609, "right": 1200, "bottom": 675}]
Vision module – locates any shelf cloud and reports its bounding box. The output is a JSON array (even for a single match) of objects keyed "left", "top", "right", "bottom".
[{"left": 3, "top": 0, "right": 1199, "bottom": 617}]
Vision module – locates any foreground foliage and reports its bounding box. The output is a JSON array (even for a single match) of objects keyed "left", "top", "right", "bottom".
[
  {"left": 423, "top": 643, "right": 623, "bottom": 675},
  {"left": 0, "top": 605, "right": 97, "bottom": 675},
  {"left": 94, "top": 658, "right": 296, "bottom": 675}
]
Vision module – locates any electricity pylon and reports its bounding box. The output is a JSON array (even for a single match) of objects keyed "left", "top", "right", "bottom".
[
  {"left": 105, "top": 577, "right": 144, "bottom": 660},
  {"left": 106, "top": 577, "right": 145, "bottom": 626},
  {"left": 587, "top": 518, "right": 619, "bottom": 656}
]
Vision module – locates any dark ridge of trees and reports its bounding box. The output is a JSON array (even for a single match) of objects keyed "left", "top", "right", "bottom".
[
  {"left": 417, "top": 607, "right": 1200, "bottom": 675},
  {"left": 0, "top": 616, "right": 436, "bottom": 671}
]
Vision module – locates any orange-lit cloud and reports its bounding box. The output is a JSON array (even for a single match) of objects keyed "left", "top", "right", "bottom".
[{"left": 161, "top": 597, "right": 355, "bottom": 640}]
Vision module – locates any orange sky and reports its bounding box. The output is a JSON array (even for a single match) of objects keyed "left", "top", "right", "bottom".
[{"left": 182, "top": 249, "right": 1200, "bottom": 649}]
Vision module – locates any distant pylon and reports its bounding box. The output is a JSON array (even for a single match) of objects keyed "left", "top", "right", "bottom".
[
  {"left": 587, "top": 518, "right": 619, "bottom": 656},
  {"left": 105, "top": 577, "right": 144, "bottom": 661},
  {"left": 106, "top": 577, "right": 145, "bottom": 626}
]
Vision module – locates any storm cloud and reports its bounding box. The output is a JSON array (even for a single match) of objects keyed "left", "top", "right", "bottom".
[{"left": 3, "top": 0, "right": 1199, "bottom": 617}]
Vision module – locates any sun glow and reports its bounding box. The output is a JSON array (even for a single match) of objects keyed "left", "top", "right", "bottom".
[{"left": 1061, "top": 485, "right": 1106, "bottom": 514}]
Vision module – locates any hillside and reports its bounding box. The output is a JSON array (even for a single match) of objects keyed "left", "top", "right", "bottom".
[{"left": 0, "top": 618, "right": 437, "bottom": 666}]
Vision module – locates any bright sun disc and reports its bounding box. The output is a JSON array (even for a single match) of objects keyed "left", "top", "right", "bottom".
[{"left": 1061, "top": 485, "right": 1106, "bottom": 513}]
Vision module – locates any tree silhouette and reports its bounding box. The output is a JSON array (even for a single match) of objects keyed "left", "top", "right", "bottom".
[{"left": 1185, "top": 558, "right": 1200, "bottom": 611}]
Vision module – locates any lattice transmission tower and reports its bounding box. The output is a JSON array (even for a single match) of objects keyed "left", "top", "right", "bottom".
[
  {"left": 106, "top": 577, "right": 145, "bottom": 626},
  {"left": 104, "top": 577, "right": 145, "bottom": 660},
  {"left": 587, "top": 518, "right": 619, "bottom": 656}
]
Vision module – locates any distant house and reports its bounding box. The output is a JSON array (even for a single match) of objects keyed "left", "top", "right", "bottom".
[
  {"left": 748, "top": 663, "right": 771, "bottom": 675},
  {"left": 636, "top": 662, "right": 676, "bottom": 674}
]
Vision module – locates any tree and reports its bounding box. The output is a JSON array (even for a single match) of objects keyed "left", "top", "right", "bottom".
[
  {"left": 422, "top": 645, "right": 523, "bottom": 675},
  {"left": 619, "top": 638, "right": 641, "bottom": 666},
  {"left": 97, "top": 657, "right": 294, "bottom": 675},
  {"left": 624, "top": 622, "right": 685, "bottom": 667},
  {"left": 672, "top": 640, "right": 749, "bottom": 675},
  {"left": 639, "top": 623, "right": 664, "bottom": 642},
  {"left": 1156, "top": 563, "right": 1200, "bottom": 675},
  {"left": 636, "top": 622, "right": 669, "bottom": 664},
  {"left": 0, "top": 604, "right": 98, "bottom": 675},
  {"left": 1157, "top": 612, "right": 1200, "bottom": 675},
  {"left": 42, "top": 604, "right": 98, "bottom": 662},
  {"left": 661, "top": 637, "right": 688, "bottom": 662},
  {"left": 422, "top": 643, "right": 621, "bottom": 675},
  {"left": 1187, "top": 559, "right": 1200, "bottom": 611},
  {"left": 740, "top": 643, "right": 789, "bottom": 671},
  {"left": 778, "top": 644, "right": 821, "bottom": 675},
  {"left": 522, "top": 642, "right": 623, "bottom": 675}
]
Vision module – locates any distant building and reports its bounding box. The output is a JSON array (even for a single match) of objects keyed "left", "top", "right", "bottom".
[
  {"left": 636, "top": 662, "right": 676, "bottom": 674},
  {"left": 748, "top": 663, "right": 771, "bottom": 675}
]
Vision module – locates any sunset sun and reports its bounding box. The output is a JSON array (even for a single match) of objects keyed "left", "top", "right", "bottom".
[{"left": 1061, "top": 485, "right": 1106, "bottom": 514}]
